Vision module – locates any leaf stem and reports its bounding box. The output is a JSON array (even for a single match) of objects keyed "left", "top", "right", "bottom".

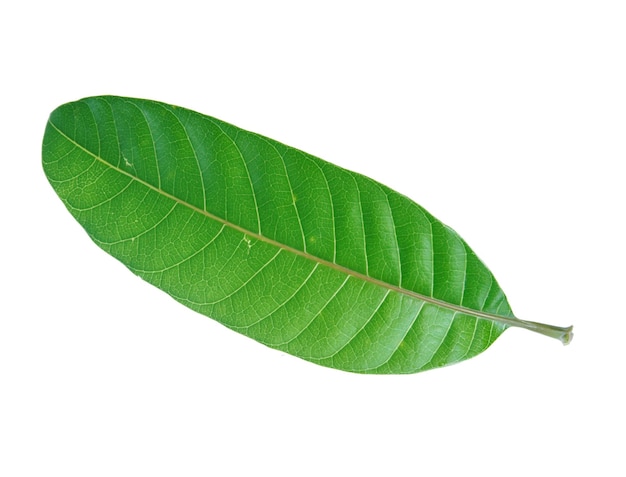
[{"left": 507, "top": 319, "right": 574, "bottom": 345}]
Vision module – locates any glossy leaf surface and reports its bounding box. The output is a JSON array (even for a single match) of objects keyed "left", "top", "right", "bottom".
[{"left": 42, "top": 96, "right": 572, "bottom": 374}]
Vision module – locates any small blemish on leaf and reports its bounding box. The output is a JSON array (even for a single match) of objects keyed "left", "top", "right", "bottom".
[{"left": 242, "top": 235, "right": 253, "bottom": 252}]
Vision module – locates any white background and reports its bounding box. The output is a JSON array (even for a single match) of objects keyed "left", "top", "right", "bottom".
[{"left": 1, "top": 1, "right": 624, "bottom": 475}]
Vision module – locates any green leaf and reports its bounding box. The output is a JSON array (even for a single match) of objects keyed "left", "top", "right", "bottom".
[{"left": 42, "top": 96, "right": 572, "bottom": 374}]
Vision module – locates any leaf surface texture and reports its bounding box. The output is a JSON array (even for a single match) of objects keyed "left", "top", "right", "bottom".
[{"left": 43, "top": 96, "right": 523, "bottom": 374}]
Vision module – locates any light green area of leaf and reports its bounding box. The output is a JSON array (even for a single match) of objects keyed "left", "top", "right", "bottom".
[{"left": 42, "top": 96, "right": 572, "bottom": 374}]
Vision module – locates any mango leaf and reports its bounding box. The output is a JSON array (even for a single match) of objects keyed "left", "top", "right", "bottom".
[{"left": 42, "top": 96, "right": 572, "bottom": 374}]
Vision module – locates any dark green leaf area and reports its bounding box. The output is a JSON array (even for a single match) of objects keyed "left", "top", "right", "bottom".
[{"left": 43, "top": 96, "right": 515, "bottom": 373}]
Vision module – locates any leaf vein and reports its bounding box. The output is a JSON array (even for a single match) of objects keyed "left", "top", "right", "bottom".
[
  {"left": 255, "top": 135, "right": 307, "bottom": 251},
  {"left": 203, "top": 248, "right": 283, "bottom": 306},
  {"left": 366, "top": 301, "right": 426, "bottom": 372},
  {"left": 205, "top": 118, "right": 262, "bottom": 235},
  {"left": 278, "top": 275, "right": 353, "bottom": 347},
  {"left": 233, "top": 262, "right": 320, "bottom": 331},
  {"left": 132, "top": 223, "right": 226, "bottom": 274},
  {"left": 322, "top": 289, "right": 391, "bottom": 361}
]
